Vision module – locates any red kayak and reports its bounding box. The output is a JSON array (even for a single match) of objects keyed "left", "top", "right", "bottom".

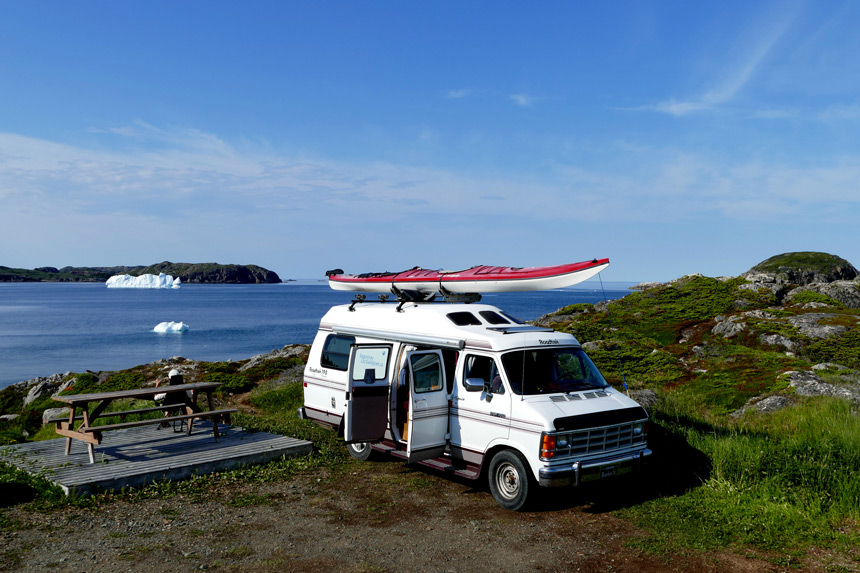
[{"left": 327, "top": 258, "right": 609, "bottom": 294}]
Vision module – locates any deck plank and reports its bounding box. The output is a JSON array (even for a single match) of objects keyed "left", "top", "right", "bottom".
[{"left": 0, "top": 422, "right": 313, "bottom": 495}]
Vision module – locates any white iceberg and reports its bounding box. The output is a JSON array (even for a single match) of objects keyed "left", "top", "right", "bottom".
[
  {"left": 106, "top": 273, "right": 182, "bottom": 289},
  {"left": 153, "top": 321, "right": 189, "bottom": 333}
]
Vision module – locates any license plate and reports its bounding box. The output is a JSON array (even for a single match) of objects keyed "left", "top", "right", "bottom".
[{"left": 600, "top": 465, "right": 617, "bottom": 478}]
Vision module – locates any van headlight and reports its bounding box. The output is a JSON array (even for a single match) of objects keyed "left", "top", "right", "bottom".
[{"left": 632, "top": 422, "right": 645, "bottom": 436}]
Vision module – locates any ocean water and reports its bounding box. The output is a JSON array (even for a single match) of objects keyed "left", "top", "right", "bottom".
[{"left": 0, "top": 281, "right": 634, "bottom": 389}]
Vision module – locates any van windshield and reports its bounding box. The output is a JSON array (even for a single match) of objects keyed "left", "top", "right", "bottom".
[{"left": 500, "top": 347, "right": 609, "bottom": 395}]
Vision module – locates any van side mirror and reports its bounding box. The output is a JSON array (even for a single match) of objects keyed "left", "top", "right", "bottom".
[
  {"left": 364, "top": 369, "right": 376, "bottom": 384},
  {"left": 464, "top": 378, "right": 486, "bottom": 392}
]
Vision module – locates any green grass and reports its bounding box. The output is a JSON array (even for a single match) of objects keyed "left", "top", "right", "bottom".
[{"left": 619, "top": 396, "right": 860, "bottom": 562}]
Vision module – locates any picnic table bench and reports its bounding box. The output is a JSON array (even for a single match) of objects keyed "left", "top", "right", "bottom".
[{"left": 50, "top": 382, "right": 237, "bottom": 463}]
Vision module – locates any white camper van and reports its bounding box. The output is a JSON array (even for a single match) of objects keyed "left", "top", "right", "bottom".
[{"left": 299, "top": 297, "right": 651, "bottom": 510}]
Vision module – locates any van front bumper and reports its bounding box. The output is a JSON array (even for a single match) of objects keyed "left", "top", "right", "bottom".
[{"left": 538, "top": 449, "right": 651, "bottom": 487}]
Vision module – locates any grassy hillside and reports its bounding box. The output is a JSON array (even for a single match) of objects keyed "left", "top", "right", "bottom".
[{"left": 540, "top": 271, "right": 860, "bottom": 566}]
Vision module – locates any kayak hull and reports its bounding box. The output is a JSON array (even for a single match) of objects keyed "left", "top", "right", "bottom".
[{"left": 328, "top": 259, "right": 610, "bottom": 294}]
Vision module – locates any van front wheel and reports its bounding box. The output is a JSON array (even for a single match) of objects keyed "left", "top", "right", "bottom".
[
  {"left": 488, "top": 450, "right": 532, "bottom": 511},
  {"left": 346, "top": 441, "right": 374, "bottom": 461}
]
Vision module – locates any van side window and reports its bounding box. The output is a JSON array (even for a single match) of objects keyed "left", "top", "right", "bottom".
[
  {"left": 479, "top": 310, "right": 510, "bottom": 325},
  {"left": 320, "top": 334, "right": 355, "bottom": 370},
  {"left": 464, "top": 355, "right": 504, "bottom": 394},
  {"left": 411, "top": 353, "right": 443, "bottom": 393},
  {"left": 446, "top": 312, "right": 482, "bottom": 326}
]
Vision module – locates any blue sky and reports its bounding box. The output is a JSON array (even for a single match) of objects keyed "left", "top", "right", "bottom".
[{"left": 1, "top": 1, "right": 859, "bottom": 282}]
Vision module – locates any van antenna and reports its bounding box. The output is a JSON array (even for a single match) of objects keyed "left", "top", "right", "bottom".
[{"left": 599, "top": 273, "right": 629, "bottom": 397}]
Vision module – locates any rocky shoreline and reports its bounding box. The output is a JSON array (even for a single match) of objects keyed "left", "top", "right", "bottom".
[{"left": 0, "top": 261, "right": 282, "bottom": 283}]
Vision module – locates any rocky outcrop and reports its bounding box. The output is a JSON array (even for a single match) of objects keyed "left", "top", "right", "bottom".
[
  {"left": 786, "top": 313, "right": 856, "bottom": 339},
  {"left": 739, "top": 253, "right": 860, "bottom": 308},
  {"left": 17, "top": 373, "right": 72, "bottom": 407},
  {"left": 136, "top": 262, "right": 281, "bottom": 284},
  {"left": 239, "top": 344, "right": 307, "bottom": 372},
  {"left": 744, "top": 252, "right": 858, "bottom": 286},
  {"left": 786, "top": 280, "right": 860, "bottom": 309},
  {"left": 629, "top": 282, "right": 662, "bottom": 291}
]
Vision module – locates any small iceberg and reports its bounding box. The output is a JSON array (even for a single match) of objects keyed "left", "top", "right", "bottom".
[
  {"left": 153, "top": 321, "right": 189, "bottom": 333},
  {"left": 106, "top": 273, "right": 182, "bottom": 289}
]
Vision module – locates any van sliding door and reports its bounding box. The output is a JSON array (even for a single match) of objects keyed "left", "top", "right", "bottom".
[
  {"left": 344, "top": 345, "right": 391, "bottom": 443},
  {"left": 406, "top": 350, "right": 448, "bottom": 462}
]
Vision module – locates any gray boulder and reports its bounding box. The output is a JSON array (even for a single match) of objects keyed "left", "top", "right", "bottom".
[
  {"left": 712, "top": 316, "right": 746, "bottom": 338},
  {"left": 786, "top": 313, "right": 851, "bottom": 339},
  {"left": 784, "top": 371, "right": 860, "bottom": 403},
  {"left": 42, "top": 407, "right": 71, "bottom": 424},
  {"left": 759, "top": 334, "right": 796, "bottom": 351},
  {"left": 731, "top": 395, "right": 790, "bottom": 418}
]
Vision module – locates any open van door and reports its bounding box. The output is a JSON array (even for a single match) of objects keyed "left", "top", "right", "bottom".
[
  {"left": 405, "top": 350, "right": 448, "bottom": 462},
  {"left": 344, "top": 345, "right": 391, "bottom": 443}
]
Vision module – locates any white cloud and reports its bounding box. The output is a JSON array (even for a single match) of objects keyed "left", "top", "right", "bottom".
[{"left": 647, "top": 5, "right": 798, "bottom": 117}]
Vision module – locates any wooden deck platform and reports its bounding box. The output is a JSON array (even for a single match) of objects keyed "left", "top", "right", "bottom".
[{"left": 0, "top": 422, "right": 313, "bottom": 496}]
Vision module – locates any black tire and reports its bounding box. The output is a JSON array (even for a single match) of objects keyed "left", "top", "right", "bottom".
[
  {"left": 487, "top": 449, "right": 533, "bottom": 511},
  {"left": 345, "top": 441, "right": 374, "bottom": 461}
]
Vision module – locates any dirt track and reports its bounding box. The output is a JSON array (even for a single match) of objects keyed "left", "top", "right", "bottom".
[{"left": 1, "top": 457, "right": 803, "bottom": 573}]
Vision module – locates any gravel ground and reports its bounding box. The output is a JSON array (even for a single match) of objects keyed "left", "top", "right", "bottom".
[{"left": 1, "top": 459, "right": 814, "bottom": 573}]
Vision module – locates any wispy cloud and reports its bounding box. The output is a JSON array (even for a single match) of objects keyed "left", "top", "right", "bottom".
[
  {"left": 817, "top": 103, "right": 860, "bottom": 122},
  {"left": 646, "top": 5, "right": 799, "bottom": 117},
  {"left": 446, "top": 88, "right": 472, "bottom": 99},
  {"left": 510, "top": 93, "right": 535, "bottom": 107}
]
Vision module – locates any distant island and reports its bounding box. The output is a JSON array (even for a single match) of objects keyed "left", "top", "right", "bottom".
[{"left": 0, "top": 261, "right": 282, "bottom": 284}]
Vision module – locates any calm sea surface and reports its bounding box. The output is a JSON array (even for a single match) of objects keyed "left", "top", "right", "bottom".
[{"left": 0, "top": 281, "right": 634, "bottom": 389}]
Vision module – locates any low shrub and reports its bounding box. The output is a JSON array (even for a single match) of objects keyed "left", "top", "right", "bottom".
[{"left": 204, "top": 372, "right": 254, "bottom": 395}]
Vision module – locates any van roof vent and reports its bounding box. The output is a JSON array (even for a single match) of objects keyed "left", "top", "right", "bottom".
[{"left": 550, "top": 396, "right": 567, "bottom": 402}]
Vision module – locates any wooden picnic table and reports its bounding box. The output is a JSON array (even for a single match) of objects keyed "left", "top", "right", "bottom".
[{"left": 51, "top": 383, "right": 236, "bottom": 463}]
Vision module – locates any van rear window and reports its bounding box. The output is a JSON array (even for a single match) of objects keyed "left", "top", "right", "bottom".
[
  {"left": 447, "top": 312, "right": 482, "bottom": 326},
  {"left": 321, "top": 334, "right": 354, "bottom": 370}
]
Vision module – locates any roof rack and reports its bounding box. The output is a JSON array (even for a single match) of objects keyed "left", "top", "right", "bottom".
[{"left": 348, "top": 287, "right": 482, "bottom": 312}]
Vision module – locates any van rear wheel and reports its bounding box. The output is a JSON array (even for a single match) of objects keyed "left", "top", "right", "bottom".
[
  {"left": 346, "top": 441, "right": 374, "bottom": 461},
  {"left": 488, "top": 450, "right": 532, "bottom": 511}
]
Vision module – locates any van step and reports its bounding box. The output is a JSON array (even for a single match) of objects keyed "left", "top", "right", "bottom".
[{"left": 374, "top": 445, "right": 480, "bottom": 479}]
